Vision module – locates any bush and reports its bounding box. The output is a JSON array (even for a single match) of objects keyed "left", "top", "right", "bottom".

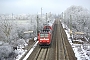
[{"left": 0, "top": 44, "right": 17, "bottom": 60}]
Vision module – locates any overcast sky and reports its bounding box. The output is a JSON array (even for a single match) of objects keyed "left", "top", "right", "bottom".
[{"left": 0, "top": 0, "right": 90, "bottom": 14}]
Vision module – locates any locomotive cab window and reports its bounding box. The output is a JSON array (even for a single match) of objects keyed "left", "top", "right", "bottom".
[
  {"left": 44, "top": 34, "right": 48, "bottom": 37},
  {"left": 40, "top": 34, "right": 48, "bottom": 37},
  {"left": 40, "top": 34, "right": 44, "bottom": 37}
]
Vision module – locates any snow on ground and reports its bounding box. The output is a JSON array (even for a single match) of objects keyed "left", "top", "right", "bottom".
[
  {"left": 15, "top": 49, "right": 27, "bottom": 60},
  {"left": 23, "top": 41, "right": 38, "bottom": 60},
  {"left": 34, "top": 37, "right": 37, "bottom": 42},
  {"left": 15, "top": 41, "right": 38, "bottom": 60},
  {"left": 62, "top": 23, "right": 90, "bottom": 60},
  {"left": 0, "top": 41, "right": 3, "bottom": 46}
]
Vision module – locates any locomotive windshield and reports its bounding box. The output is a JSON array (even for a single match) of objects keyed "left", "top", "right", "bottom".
[{"left": 40, "top": 33, "right": 48, "bottom": 38}]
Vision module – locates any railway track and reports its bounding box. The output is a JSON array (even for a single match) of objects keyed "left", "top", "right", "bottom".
[
  {"left": 55, "top": 20, "right": 69, "bottom": 60},
  {"left": 33, "top": 47, "right": 49, "bottom": 60},
  {"left": 27, "top": 19, "right": 76, "bottom": 60},
  {"left": 54, "top": 19, "right": 77, "bottom": 60}
]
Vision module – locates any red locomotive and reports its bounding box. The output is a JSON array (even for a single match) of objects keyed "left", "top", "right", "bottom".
[
  {"left": 38, "top": 30, "right": 51, "bottom": 46},
  {"left": 38, "top": 29, "right": 52, "bottom": 45},
  {"left": 38, "top": 25, "right": 52, "bottom": 46}
]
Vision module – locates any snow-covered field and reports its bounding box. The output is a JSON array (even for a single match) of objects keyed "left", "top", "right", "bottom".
[{"left": 62, "top": 23, "right": 90, "bottom": 60}]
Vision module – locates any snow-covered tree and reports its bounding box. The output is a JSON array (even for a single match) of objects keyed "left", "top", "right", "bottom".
[
  {"left": 64, "top": 5, "right": 90, "bottom": 33},
  {"left": 0, "top": 20, "right": 18, "bottom": 43}
]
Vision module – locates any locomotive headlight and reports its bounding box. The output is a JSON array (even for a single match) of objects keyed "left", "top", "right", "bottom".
[
  {"left": 47, "top": 41, "right": 49, "bottom": 42},
  {"left": 40, "top": 41, "right": 42, "bottom": 42}
]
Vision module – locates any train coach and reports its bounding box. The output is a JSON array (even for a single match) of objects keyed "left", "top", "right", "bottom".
[
  {"left": 43, "top": 25, "right": 52, "bottom": 30},
  {"left": 38, "top": 29, "right": 52, "bottom": 46},
  {"left": 43, "top": 23, "right": 53, "bottom": 30}
]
